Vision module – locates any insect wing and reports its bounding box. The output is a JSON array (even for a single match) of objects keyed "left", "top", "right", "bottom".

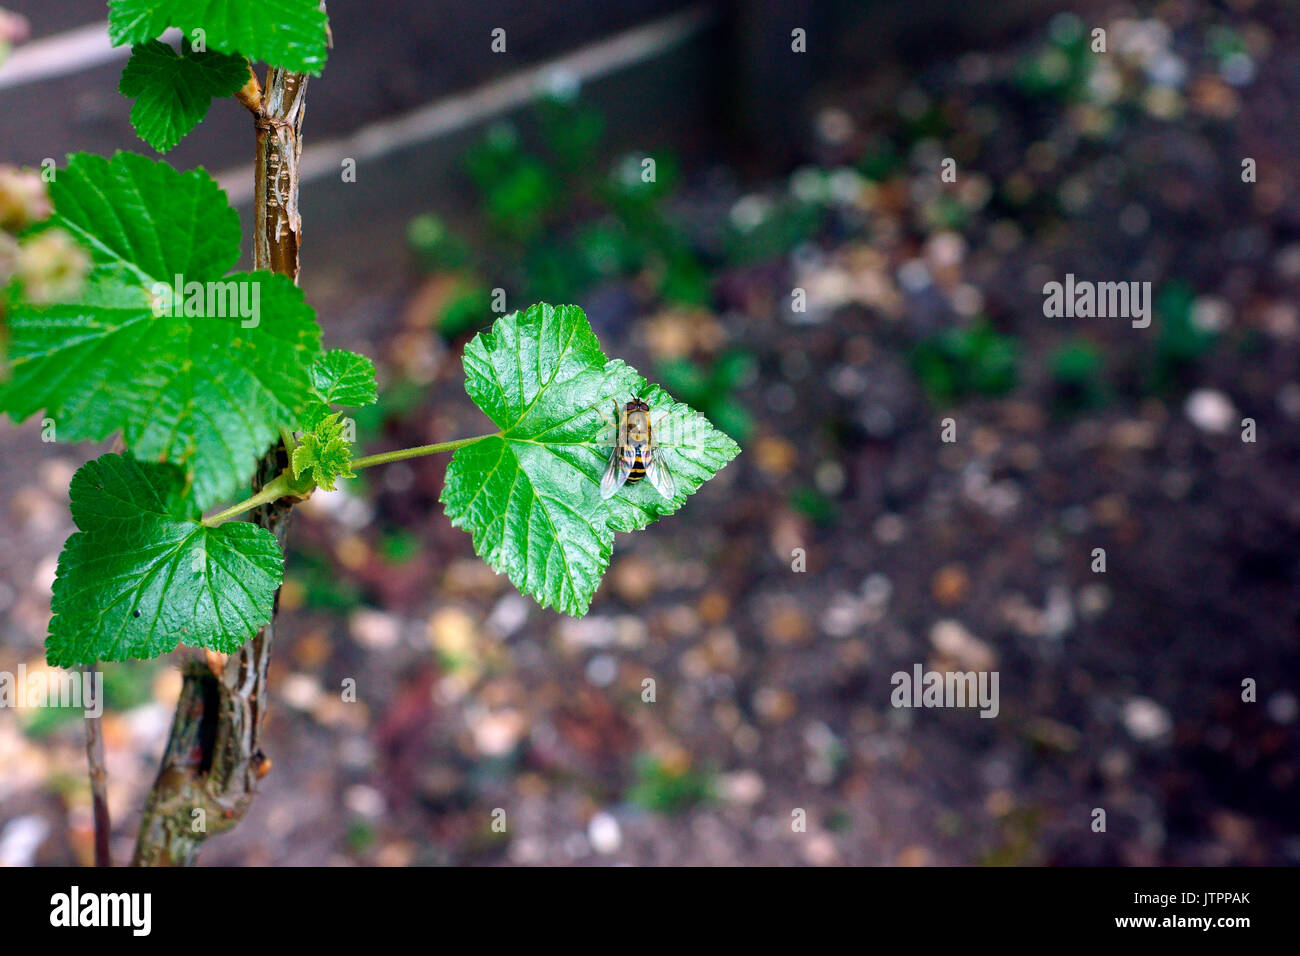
[
  {"left": 642, "top": 443, "right": 676, "bottom": 499},
  {"left": 599, "top": 400, "right": 630, "bottom": 499},
  {"left": 600, "top": 444, "right": 636, "bottom": 498}
]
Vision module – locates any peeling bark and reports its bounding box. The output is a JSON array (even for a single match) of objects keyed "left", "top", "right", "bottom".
[{"left": 132, "top": 62, "right": 310, "bottom": 867}]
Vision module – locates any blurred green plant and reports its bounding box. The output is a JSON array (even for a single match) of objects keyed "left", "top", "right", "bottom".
[
  {"left": 1050, "top": 337, "right": 1108, "bottom": 412},
  {"left": 627, "top": 754, "right": 713, "bottom": 815},
  {"left": 409, "top": 94, "right": 713, "bottom": 311},
  {"left": 379, "top": 528, "right": 421, "bottom": 565},
  {"left": 440, "top": 281, "right": 494, "bottom": 340},
  {"left": 723, "top": 196, "right": 823, "bottom": 267},
  {"left": 789, "top": 484, "right": 839, "bottom": 527},
  {"left": 657, "top": 349, "right": 757, "bottom": 444},
  {"left": 825, "top": 807, "right": 853, "bottom": 833},
  {"left": 925, "top": 193, "right": 972, "bottom": 232},
  {"left": 345, "top": 819, "right": 377, "bottom": 855},
  {"left": 536, "top": 92, "right": 604, "bottom": 173},
  {"left": 351, "top": 380, "right": 425, "bottom": 435},
  {"left": 1013, "top": 14, "right": 1095, "bottom": 102},
  {"left": 463, "top": 124, "right": 556, "bottom": 243},
  {"left": 404, "top": 216, "right": 494, "bottom": 341},
  {"left": 407, "top": 214, "right": 470, "bottom": 272},
  {"left": 857, "top": 136, "right": 902, "bottom": 182},
  {"left": 1150, "top": 280, "right": 1216, "bottom": 393},
  {"left": 911, "top": 322, "right": 1019, "bottom": 402},
  {"left": 287, "top": 551, "right": 363, "bottom": 612},
  {"left": 899, "top": 99, "right": 950, "bottom": 146},
  {"left": 1205, "top": 25, "right": 1248, "bottom": 63}
]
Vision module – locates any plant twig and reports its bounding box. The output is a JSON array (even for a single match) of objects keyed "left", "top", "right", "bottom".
[
  {"left": 132, "top": 55, "right": 313, "bottom": 867},
  {"left": 82, "top": 663, "right": 110, "bottom": 867},
  {"left": 253, "top": 66, "right": 309, "bottom": 277}
]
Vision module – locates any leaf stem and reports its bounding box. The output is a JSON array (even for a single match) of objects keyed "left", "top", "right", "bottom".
[
  {"left": 350, "top": 432, "right": 499, "bottom": 470},
  {"left": 199, "top": 433, "right": 496, "bottom": 526},
  {"left": 201, "top": 471, "right": 298, "bottom": 527}
]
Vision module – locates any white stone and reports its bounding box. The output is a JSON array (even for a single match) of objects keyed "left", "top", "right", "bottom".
[
  {"left": 1184, "top": 389, "right": 1236, "bottom": 434},
  {"left": 1122, "top": 697, "right": 1173, "bottom": 742},
  {"left": 587, "top": 812, "right": 622, "bottom": 855}
]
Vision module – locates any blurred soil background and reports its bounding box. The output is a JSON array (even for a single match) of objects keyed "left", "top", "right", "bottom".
[{"left": 1, "top": 0, "right": 1299, "bottom": 866}]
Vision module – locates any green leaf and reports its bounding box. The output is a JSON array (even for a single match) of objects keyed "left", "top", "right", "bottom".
[
  {"left": 119, "top": 39, "right": 250, "bottom": 153},
  {"left": 47, "top": 454, "right": 283, "bottom": 666},
  {"left": 441, "top": 303, "right": 740, "bottom": 616},
  {"left": 302, "top": 348, "right": 377, "bottom": 428},
  {"left": 310, "top": 349, "right": 378, "bottom": 407},
  {"left": 0, "top": 152, "right": 322, "bottom": 509},
  {"left": 302, "top": 345, "right": 379, "bottom": 424},
  {"left": 108, "top": 0, "right": 329, "bottom": 75},
  {"left": 47, "top": 150, "right": 241, "bottom": 283},
  {"left": 291, "top": 412, "right": 354, "bottom": 491}
]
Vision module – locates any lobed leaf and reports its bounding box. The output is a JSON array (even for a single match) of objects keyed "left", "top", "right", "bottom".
[
  {"left": 310, "top": 349, "right": 378, "bottom": 407},
  {"left": 441, "top": 303, "right": 740, "bottom": 615},
  {"left": 108, "top": 0, "right": 329, "bottom": 75},
  {"left": 47, "top": 454, "right": 283, "bottom": 666},
  {"left": 119, "top": 39, "right": 250, "bottom": 153},
  {"left": 302, "top": 348, "right": 377, "bottom": 428},
  {"left": 0, "top": 152, "right": 322, "bottom": 509},
  {"left": 291, "top": 412, "right": 354, "bottom": 491},
  {"left": 48, "top": 150, "right": 240, "bottom": 284}
]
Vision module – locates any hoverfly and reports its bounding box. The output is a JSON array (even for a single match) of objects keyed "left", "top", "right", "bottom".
[{"left": 598, "top": 397, "right": 676, "bottom": 500}]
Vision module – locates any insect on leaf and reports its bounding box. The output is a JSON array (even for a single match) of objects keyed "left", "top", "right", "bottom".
[
  {"left": 47, "top": 454, "right": 283, "bottom": 667},
  {"left": 441, "top": 303, "right": 740, "bottom": 616}
]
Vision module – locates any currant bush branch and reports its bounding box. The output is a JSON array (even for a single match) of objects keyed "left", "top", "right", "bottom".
[{"left": 198, "top": 432, "right": 499, "bottom": 527}]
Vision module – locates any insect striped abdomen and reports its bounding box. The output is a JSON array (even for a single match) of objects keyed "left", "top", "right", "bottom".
[{"left": 626, "top": 451, "right": 646, "bottom": 484}]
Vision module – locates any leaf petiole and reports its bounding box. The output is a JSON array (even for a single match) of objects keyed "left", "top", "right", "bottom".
[
  {"left": 201, "top": 471, "right": 301, "bottom": 527},
  {"left": 200, "top": 432, "right": 499, "bottom": 526},
  {"left": 350, "top": 432, "right": 499, "bottom": 470}
]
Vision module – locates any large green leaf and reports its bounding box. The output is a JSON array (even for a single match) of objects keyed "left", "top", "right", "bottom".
[
  {"left": 120, "top": 39, "right": 250, "bottom": 153},
  {"left": 48, "top": 150, "right": 241, "bottom": 284},
  {"left": 47, "top": 454, "right": 283, "bottom": 667},
  {"left": 441, "top": 303, "right": 740, "bottom": 615},
  {"left": 108, "top": 0, "right": 329, "bottom": 75},
  {"left": 0, "top": 152, "right": 321, "bottom": 509}
]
